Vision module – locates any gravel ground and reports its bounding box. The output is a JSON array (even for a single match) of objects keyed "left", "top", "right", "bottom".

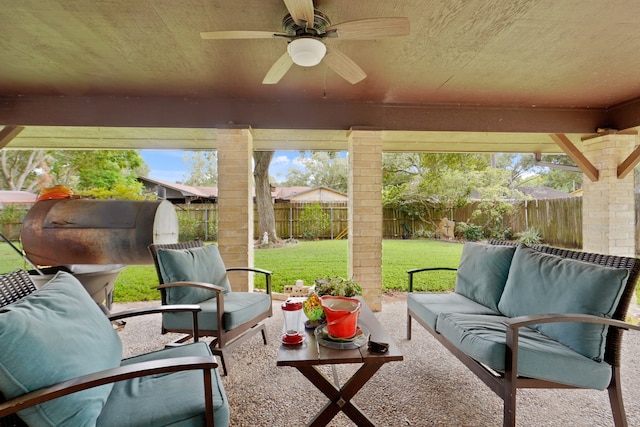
[{"left": 114, "top": 296, "right": 640, "bottom": 427}]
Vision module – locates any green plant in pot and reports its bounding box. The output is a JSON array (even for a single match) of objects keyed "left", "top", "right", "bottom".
[
  {"left": 314, "top": 276, "right": 362, "bottom": 297},
  {"left": 303, "top": 277, "right": 362, "bottom": 328}
]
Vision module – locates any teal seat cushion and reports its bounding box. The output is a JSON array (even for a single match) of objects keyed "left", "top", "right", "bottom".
[
  {"left": 163, "top": 291, "right": 272, "bottom": 332},
  {"left": 436, "top": 313, "right": 612, "bottom": 390},
  {"left": 0, "top": 271, "right": 122, "bottom": 426},
  {"left": 97, "top": 342, "right": 229, "bottom": 427},
  {"left": 157, "top": 245, "right": 232, "bottom": 304},
  {"left": 454, "top": 242, "right": 516, "bottom": 311},
  {"left": 407, "top": 292, "right": 500, "bottom": 331},
  {"left": 497, "top": 245, "right": 629, "bottom": 361}
]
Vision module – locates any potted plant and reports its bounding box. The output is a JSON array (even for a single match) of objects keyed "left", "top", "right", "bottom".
[{"left": 302, "top": 277, "right": 362, "bottom": 328}]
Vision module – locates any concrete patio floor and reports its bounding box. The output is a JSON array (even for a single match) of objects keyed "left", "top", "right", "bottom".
[{"left": 114, "top": 295, "right": 640, "bottom": 426}]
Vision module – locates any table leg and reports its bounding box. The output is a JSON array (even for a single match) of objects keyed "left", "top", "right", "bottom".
[{"left": 297, "top": 361, "right": 385, "bottom": 427}]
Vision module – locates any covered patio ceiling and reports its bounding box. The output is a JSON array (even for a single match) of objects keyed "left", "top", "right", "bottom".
[{"left": 1, "top": 0, "right": 640, "bottom": 155}]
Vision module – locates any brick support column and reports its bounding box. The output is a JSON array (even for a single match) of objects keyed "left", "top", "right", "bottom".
[
  {"left": 348, "top": 129, "right": 383, "bottom": 311},
  {"left": 582, "top": 134, "right": 636, "bottom": 257},
  {"left": 217, "top": 127, "right": 254, "bottom": 291}
]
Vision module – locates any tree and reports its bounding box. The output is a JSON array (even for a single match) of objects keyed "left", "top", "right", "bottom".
[
  {"left": 254, "top": 151, "right": 279, "bottom": 243},
  {"left": 49, "top": 150, "right": 147, "bottom": 199},
  {"left": 281, "top": 152, "right": 348, "bottom": 193},
  {"left": 183, "top": 151, "right": 217, "bottom": 186},
  {"left": 0, "top": 149, "right": 51, "bottom": 191},
  {"left": 382, "top": 153, "right": 490, "bottom": 228}
]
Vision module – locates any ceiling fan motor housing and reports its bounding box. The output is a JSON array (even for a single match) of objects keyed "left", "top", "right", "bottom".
[{"left": 282, "top": 9, "right": 331, "bottom": 36}]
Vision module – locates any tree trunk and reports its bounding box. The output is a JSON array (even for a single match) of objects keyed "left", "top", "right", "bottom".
[{"left": 253, "top": 151, "right": 280, "bottom": 243}]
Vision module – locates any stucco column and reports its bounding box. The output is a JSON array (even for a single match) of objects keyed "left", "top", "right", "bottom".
[
  {"left": 348, "top": 129, "right": 383, "bottom": 311},
  {"left": 217, "top": 127, "right": 254, "bottom": 291},
  {"left": 582, "top": 133, "right": 636, "bottom": 257}
]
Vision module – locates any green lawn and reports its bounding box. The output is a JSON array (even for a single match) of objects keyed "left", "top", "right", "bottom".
[{"left": 0, "top": 239, "right": 463, "bottom": 302}]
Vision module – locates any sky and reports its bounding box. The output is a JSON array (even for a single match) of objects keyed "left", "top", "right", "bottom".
[{"left": 140, "top": 150, "right": 304, "bottom": 184}]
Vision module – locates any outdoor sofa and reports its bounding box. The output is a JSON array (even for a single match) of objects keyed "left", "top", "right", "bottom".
[{"left": 407, "top": 241, "right": 640, "bottom": 426}]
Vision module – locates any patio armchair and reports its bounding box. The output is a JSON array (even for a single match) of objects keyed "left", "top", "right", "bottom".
[
  {"left": 148, "top": 240, "right": 273, "bottom": 375},
  {"left": 0, "top": 270, "right": 229, "bottom": 427}
]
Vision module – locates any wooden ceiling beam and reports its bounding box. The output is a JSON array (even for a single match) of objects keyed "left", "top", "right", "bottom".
[
  {"left": 549, "top": 133, "right": 599, "bottom": 182},
  {"left": 0, "top": 95, "right": 608, "bottom": 134},
  {"left": 0, "top": 126, "right": 25, "bottom": 149}
]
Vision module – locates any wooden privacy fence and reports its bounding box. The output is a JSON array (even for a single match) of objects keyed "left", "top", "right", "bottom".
[
  {"left": 174, "top": 199, "right": 587, "bottom": 247},
  {"left": 4, "top": 196, "right": 640, "bottom": 252}
]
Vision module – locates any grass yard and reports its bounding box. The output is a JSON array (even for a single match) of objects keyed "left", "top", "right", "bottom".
[{"left": 0, "top": 239, "right": 463, "bottom": 302}]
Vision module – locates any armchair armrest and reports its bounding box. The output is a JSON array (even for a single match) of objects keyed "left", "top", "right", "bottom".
[
  {"left": 108, "top": 304, "right": 203, "bottom": 342},
  {"left": 156, "top": 281, "right": 226, "bottom": 294},
  {"left": 0, "top": 356, "right": 219, "bottom": 425},
  {"left": 407, "top": 267, "right": 457, "bottom": 292},
  {"left": 501, "top": 313, "right": 640, "bottom": 379},
  {"left": 504, "top": 313, "right": 640, "bottom": 332},
  {"left": 226, "top": 267, "right": 273, "bottom": 295}
]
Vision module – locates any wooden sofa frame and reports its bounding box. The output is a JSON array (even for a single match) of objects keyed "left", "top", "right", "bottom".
[
  {"left": 406, "top": 242, "right": 640, "bottom": 427},
  {"left": 0, "top": 269, "right": 222, "bottom": 427}
]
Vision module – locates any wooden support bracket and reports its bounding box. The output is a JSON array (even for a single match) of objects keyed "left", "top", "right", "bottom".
[
  {"left": 617, "top": 141, "right": 640, "bottom": 179},
  {"left": 549, "top": 133, "right": 599, "bottom": 182},
  {"left": 0, "top": 126, "right": 25, "bottom": 149}
]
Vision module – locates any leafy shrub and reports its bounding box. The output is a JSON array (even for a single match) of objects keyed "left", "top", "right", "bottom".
[
  {"left": 455, "top": 222, "right": 484, "bottom": 241},
  {"left": 516, "top": 227, "right": 542, "bottom": 245},
  {"left": 299, "top": 202, "right": 330, "bottom": 239}
]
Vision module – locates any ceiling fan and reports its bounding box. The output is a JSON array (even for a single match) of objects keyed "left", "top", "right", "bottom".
[{"left": 200, "top": 0, "right": 410, "bottom": 85}]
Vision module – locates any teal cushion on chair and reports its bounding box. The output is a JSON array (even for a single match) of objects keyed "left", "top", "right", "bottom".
[
  {"left": 454, "top": 242, "right": 516, "bottom": 311},
  {"left": 97, "top": 342, "right": 229, "bottom": 427},
  {"left": 157, "top": 244, "right": 232, "bottom": 304},
  {"left": 498, "top": 245, "right": 629, "bottom": 361},
  {"left": 0, "top": 271, "right": 122, "bottom": 426}
]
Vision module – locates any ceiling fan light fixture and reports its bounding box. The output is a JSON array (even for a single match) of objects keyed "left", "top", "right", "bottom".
[{"left": 287, "top": 38, "right": 326, "bottom": 67}]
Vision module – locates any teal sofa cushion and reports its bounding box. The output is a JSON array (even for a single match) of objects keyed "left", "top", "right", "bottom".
[
  {"left": 454, "top": 242, "right": 516, "bottom": 311},
  {"left": 407, "top": 292, "right": 500, "bottom": 330},
  {"left": 497, "top": 245, "right": 629, "bottom": 361},
  {"left": 97, "top": 342, "right": 229, "bottom": 427},
  {"left": 436, "top": 313, "right": 613, "bottom": 389},
  {"left": 157, "top": 244, "right": 232, "bottom": 304},
  {"left": 0, "top": 271, "right": 122, "bottom": 426},
  {"left": 163, "top": 291, "right": 272, "bottom": 332}
]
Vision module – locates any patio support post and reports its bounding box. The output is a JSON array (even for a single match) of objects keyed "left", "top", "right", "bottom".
[
  {"left": 217, "top": 127, "right": 254, "bottom": 291},
  {"left": 582, "top": 133, "right": 637, "bottom": 257},
  {"left": 348, "top": 128, "right": 383, "bottom": 311}
]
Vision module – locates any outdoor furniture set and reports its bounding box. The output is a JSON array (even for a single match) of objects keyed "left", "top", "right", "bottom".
[
  {"left": 2, "top": 239, "right": 639, "bottom": 426},
  {"left": 407, "top": 241, "right": 640, "bottom": 427}
]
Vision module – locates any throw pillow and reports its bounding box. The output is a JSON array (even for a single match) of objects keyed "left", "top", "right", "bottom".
[
  {"left": 454, "top": 242, "right": 516, "bottom": 311},
  {"left": 156, "top": 244, "right": 232, "bottom": 305}
]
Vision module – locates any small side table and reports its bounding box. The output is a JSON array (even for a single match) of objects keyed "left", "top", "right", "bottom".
[{"left": 276, "top": 297, "right": 403, "bottom": 426}]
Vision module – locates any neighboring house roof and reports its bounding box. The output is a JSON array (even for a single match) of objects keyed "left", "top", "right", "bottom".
[
  {"left": 0, "top": 191, "right": 37, "bottom": 205},
  {"left": 516, "top": 187, "right": 576, "bottom": 199},
  {"left": 470, "top": 186, "right": 575, "bottom": 201},
  {"left": 138, "top": 177, "right": 216, "bottom": 200},
  {"left": 139, "top": 177, "right": 346, "bottom": 203},
  {"left": 280, "top": 186, "right": 348, "bottom": 203}
]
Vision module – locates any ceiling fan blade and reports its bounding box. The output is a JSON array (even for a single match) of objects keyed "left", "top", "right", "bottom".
[
  {"left": 323, "top": 48, "right": 366, "bottom": 84},
  {"left": 326, "top": 17, "right": 410, "bottom": 39},
  {"left": 263, "top": 51, "right": 295, "bottom": 84},
  {"left": 200, "top": 30, "right": 286, "bottom": 40},
  {"left": 283, "top": 0, "right": 315, "bottom": 27}
]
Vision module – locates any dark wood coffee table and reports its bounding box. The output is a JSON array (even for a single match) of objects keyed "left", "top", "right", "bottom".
[{"left": 276, "top": 297, "right": 403, "bottom": 427}]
